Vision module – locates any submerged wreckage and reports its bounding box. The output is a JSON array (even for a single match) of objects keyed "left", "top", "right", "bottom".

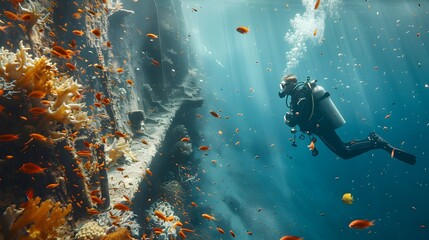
[{"left": 0, "top": 0, "right": 202, "bottom": 239}]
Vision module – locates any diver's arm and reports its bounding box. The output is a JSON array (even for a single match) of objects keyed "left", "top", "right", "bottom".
[
  {"left": 293, "top": 92, "right": 310, "bottom": 124},
  {"left": 285, "top": 94, "right": 308, "bottom": 127}
]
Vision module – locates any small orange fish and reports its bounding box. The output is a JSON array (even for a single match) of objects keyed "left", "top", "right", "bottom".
[
  {"left": 72, "top": 12, "right": 82, "bottom": 19},
  {"left": 202, "top": 213, "right": 216, "bottom": 221},
  {"left": 95, "top": 92, "right": 103, "bottom": 101},
  {"left": 150, "top": 59, "right": 160, "bottom": 66},
  {"left": 126, "top": 79, "right": 134, "bottom": 85},
  {"left": 83, "top": 141, "right": 92, "bottom": 148},
  {"left": 40, "top": 100, "right": 51, "bottom": 106},
  {"left": 91, "top": 28, "right": 101, "bottom": 37},
  {"left": 141, "top": 139, "right": 149, "bottom": 145},
  {"left": 52, "top": 45, "right": 68, "bottom": 56},
  {"left": 123, "top": 195, "right": 132, "bottom": 204},
  {"left": 391, "top": 148, "right": 395, "bottom": 158},
  {"left": 4, "top": 11, "right": 19, "bottom": 20},
  {"left": 307, "top": 141, "right": 315, "bottom": 151},
  {"left": 28, "top": 90, "right": 46, "bottom": 98},
  {"left": 191, "top": 201, "right": 198, "bottom": 207},
  {"left": 51, "top": 50, "right": 63, "bottom": 58},
  {"left": 72, "top": 30, "right": 85, "bottom": 36},
  {"left": 178, "top": 230, "right": 186, "bottom": 239},
  {"left": 90, "top": 196, "right": 104, "bottom": 204},
  {"left": 30, "top": 133, "right": 47, "bottom": 141},
  {"left": 173, "top": 221, "right": 183, "bottom": 227},
  {"left": 236, "top": 26, "right": 249, "bottom": 34},
  {"left": 19, "top": 163, "right": 46, "bottom": 174},
  {"left": 113, "top": 203, "right": 131, "bottom": 211},
  {"left": 280, "top": 236, "right": 304, "bottom": 240},
  {"left": 199, "top": 146, "right": 210, "bottom": 151},
  {"left": 0, "top": 25, "right": 9, "bottom": 33},
  {"left": 87, "top": 208, "right": 101, "bottom": 215},
  {"left": 210, "top": 110, "right": 220, "bottom": 118},
  {"left": 20, "top": 188, "right": 34, "bottom": 208},
  {"left": 90, "top": 189, "right": 101, "bottom": 196},
  {"left": 66, "top": 62, "right": 77, "bottom": 70},
  {"left": 146, "top": 33, "right": 158, "bottom": 39},
  {"left": 94, "top": 64, "right": 104, "bottom": 70},
  {"left": 0, "top": 134, "right": 19, "bottom": 142},
  {"left": 217, "top": 227, "right": 225, "bottom": 234},
  {"left": 181, "top": 137, "right": 190, "bottom": 142},
  {"left": 349, "top": 219, "right": 375, "bottom": 229},
  {"left": 314, "top": 0, "right": 320, "bottom": 9},
  {"left": 154, "top": 210, "right": 167, "bottom": 221},
  {"left": 64, "top": 145, "right": 74, "bottom": 151},
  {"left": 145, "top": 168, "right": 153, "bottom": 176},
  {"left": 151, "top": 59, "right": 160, "bottom": 66},
  {"left": 29, "top": 107, "right": 47, "bottom": 114},
  {"left": 230, "top": 230, "right": 236, "bottom": 238},
  {"left": 76, "top": 150, "right": 92, "bottom": 157},
  {"left": 106, "top": 41, "right": 111, "bottom": 48},
  {"left": 0, "top": 104, "right": 4, "bottom": 112},
  {"left": 114, "top": 131, "right": 127, "bottom": 138},
  {"left": 116, "top": 167, "right": 125, "bottom": 171},
  {"left": 46, "top": 183, "right": 60, "bottom": 188},
  {"left": 116, "top": 67, "right": 124, "bottom": 73},
  {"left": 181, "top": 228, "right": 195, "bottom": 233}
]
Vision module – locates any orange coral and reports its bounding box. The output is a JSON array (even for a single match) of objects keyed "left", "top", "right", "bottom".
[
  {"left": 8, "top": 197, "right": 72, "bottom": 240},
  {"left": 102, "top": 227, "right": 133, "bottom": 240}
]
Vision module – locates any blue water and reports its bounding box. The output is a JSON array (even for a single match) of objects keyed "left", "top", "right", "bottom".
[{"left": 179, "top": 1, "right": 429, "bottom": 239}]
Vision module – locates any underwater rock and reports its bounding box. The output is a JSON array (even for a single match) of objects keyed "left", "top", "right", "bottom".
[{"left": 128, "top": 110, "right": 145, "bottom": 132}]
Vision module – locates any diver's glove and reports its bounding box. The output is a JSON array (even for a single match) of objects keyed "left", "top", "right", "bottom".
[{"left": 284, "top": 112, "right": 296, "bottom": 127}]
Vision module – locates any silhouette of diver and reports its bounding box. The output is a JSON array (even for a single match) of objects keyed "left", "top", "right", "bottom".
[{"left": 278, "top": 74, "right": 416, "bottom": 165}]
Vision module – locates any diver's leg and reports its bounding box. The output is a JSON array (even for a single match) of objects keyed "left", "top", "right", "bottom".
[
  {"left": 368, "top": 132, "right": 416, "bottom": 165},
  {"left": 316, "top": 129, "right": 358, "bottom": 159},
  {"left": 319, "top": 130, "right": 416, "bottom": 164},
  {"left": 317, "top": 129, "right": 382, "bottom": 159}
]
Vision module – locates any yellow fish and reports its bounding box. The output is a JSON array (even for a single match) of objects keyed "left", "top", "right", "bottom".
[{"left": 342, "top": 193, "right": 353, "bottom": 204}]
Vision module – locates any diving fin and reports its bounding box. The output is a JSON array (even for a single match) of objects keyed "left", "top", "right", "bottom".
[{"left": 386, "top": 144, "right": 416, "bottom": 165}]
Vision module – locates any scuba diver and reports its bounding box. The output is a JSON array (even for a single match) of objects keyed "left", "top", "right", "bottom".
[{"left": 278, "top": 74, "right": 416, "bottom": 165}]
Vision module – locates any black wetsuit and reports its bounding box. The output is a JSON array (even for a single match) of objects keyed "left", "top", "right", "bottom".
[{"left": 280, "top": 83, "right": 386, "bottom": 160}]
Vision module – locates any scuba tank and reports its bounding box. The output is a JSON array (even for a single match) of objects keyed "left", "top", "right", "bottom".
[{"left": 309, "top": 80, "right": 346, "bottom": 129}]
